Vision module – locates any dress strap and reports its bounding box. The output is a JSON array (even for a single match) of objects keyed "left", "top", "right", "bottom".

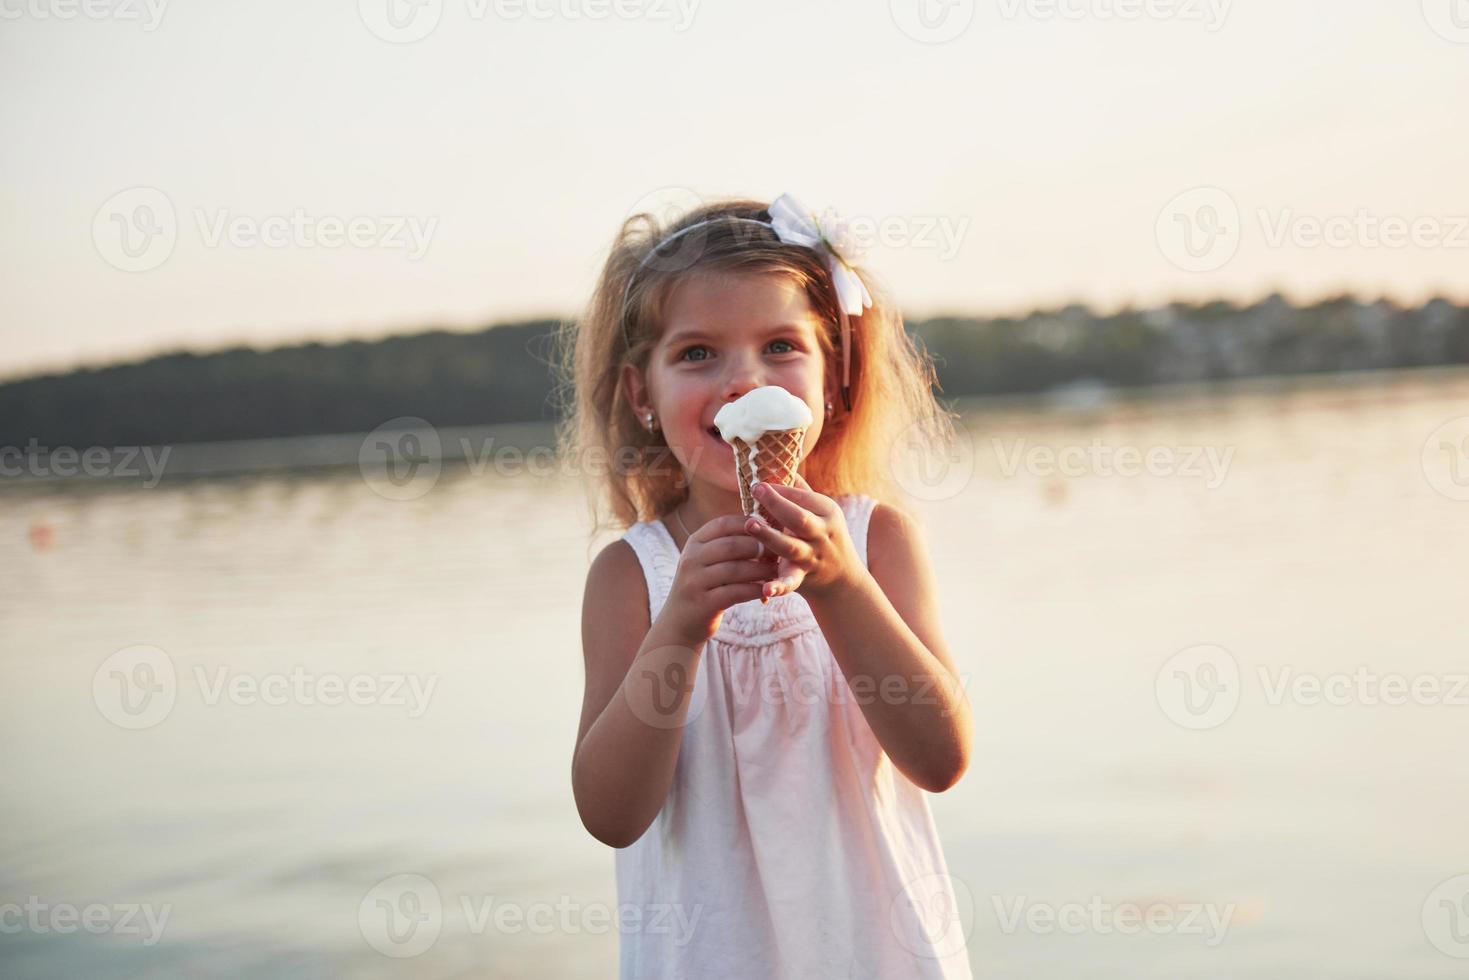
[
  {"left": 620, "top": 520, "right": 680, "bottom": 625},
  {"left": 841, "top": 493, "right": 879, "bottom": 569}
]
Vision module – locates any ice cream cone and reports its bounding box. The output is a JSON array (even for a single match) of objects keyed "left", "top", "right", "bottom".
[
  {"left": 731, "top": 428, "right": 806, "bottom": 527},
  {"left": 731, "top": 428, "right": 805, "bottom": 604},
  {"left": 713, "top": 386, "right": 815, "bottom": 606}
]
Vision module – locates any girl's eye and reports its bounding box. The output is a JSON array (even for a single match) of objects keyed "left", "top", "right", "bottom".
[{"left": 680, "top": 340, "right": 797, "bottom": 362}]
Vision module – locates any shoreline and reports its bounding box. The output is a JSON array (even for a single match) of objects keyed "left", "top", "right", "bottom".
[{"left": 3, "top": 363, "right": 1467, "bottom": 493}]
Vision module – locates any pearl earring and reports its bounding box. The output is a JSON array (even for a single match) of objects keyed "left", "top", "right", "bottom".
[
  {"left": 645, "top": 411, "right": 657, "bottom": 431},
  {"left": 825, "top": 400, "right": 834, "bottom": 419}
]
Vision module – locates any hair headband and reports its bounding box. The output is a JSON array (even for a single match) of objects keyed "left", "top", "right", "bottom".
[{"left": 620, "top": 193, "right": 874, "bottom": 412}]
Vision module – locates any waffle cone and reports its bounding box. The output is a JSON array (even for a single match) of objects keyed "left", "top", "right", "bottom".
[{"left": 730, "top": 428, "right": 806, "bottom": 530}]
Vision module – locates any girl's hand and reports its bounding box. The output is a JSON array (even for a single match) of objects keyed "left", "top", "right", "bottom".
[
  {"left": 663, "top": 515, "right": 774, "bottom": 648},
  {"left": 743, "top": 473, "right": 863, "bottom": 601}
]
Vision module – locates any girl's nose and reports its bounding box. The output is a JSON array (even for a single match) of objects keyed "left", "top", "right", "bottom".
[
  {"left": 721, "top": 354, "right": 765, "bottom": 402},
  {"left": 723, "top": 379, "right": 762, "bottom": 402}
]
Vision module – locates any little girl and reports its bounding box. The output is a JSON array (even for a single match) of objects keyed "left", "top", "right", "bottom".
[{"left": 559, "top": 193, "right": 975, "bottom": 979}]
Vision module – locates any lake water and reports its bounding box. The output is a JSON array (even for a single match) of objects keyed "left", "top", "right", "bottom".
[{"left": 3, "top": 368, "right": 1468, "bottom": 978}]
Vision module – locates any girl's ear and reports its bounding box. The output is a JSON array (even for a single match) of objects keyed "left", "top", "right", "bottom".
[{"left": 621, "top": 363, "right": 651, "bottom": 420}]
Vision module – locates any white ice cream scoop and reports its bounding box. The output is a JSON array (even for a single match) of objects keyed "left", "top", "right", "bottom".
[{"left": 713, "top": 386, "right": 814, "bottom": 445}]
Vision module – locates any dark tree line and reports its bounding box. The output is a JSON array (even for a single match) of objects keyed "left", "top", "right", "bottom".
[{"left": 3, "top": 294, "right": 1467, "bottom": 449}]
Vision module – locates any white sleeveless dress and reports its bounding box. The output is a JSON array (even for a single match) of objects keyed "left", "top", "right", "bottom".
[{"left": 616, "top": 493, "right": 974, "bottom": 979}]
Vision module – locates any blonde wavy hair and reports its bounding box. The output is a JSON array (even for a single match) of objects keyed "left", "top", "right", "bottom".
[{"left": 552, "top": 195, "right": 957, "bottom": 540}]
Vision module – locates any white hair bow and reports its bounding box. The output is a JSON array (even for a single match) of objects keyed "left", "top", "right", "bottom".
[
  {"left": 768, "top": 193, "right": 874, "bottom": 316},
  {"left": 768, "top": 193, "right": 872, "bottom": 412}
]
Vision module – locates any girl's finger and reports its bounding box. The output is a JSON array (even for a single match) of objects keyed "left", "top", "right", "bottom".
[
  {"left": 763, "top": 567, "right": 806, "bottom": 599},
  {"left": 751, "top": 483, "right": 820, "bottom": 538},
  {"left": 702, "top": 558, "right": 778, "bottom": 586},
  {"left": 744, "top": 516, "right": 812, "bottom": 562},
  {"left": 690, "top": 514, "right": 758, "bottom": 544},
  {"left": 761, "top": 479, "right": 831, "bottom": 517},
  {"left": 710, "top": 581, "right": 770, "bottom": 609}
]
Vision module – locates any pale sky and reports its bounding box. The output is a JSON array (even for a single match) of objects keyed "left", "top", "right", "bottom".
[{"left": 2, "top": 0, "right": 1467, "bottom": 380}]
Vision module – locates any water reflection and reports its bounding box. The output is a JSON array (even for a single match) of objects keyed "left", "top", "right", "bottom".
[{"left": 2, "top": 369, "right": 1467, "bottom": 978}]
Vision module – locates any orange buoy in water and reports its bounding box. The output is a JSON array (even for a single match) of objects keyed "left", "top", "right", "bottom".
[{"left": 28, "top": 520, "right": 55, "bottom": 551}]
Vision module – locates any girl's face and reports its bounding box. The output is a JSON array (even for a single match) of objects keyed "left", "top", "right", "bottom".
[{"left": 625, "top": 270, "right": 828, "bottom": 498}]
